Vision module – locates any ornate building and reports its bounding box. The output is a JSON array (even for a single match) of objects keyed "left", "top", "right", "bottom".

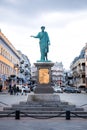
[
  {"left": 51, "top": 62, "right": 64, "bottom": 86},
  {"left": 0, "top": 30, "right": 20, "bottom": 87},
  {"left": 0, "top": 30, "right": 32, "bottom": 90},
  {"left": 17, "top": 50, "right": 31, "bottom": 84},
  {"left": 70, "top": 46, "right": 85, "bottom": 88},
  {"left": 31, "top": 64, "right": 37, "bottom": 84},
  {"left": 85, "top": 43, "right": 87, "bottom": 88}
]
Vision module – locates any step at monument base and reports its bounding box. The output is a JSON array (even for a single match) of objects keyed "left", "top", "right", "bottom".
[{"left": 27, "top": 93, "right": 60, "bottom": 102}]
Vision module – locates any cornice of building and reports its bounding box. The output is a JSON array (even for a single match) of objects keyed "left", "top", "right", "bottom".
[
  {"left": 0, "top": 31, "right": 20, "bottom": 59},
  {"left": 70, "top": 58, "right": 85, "bottom": 69}
]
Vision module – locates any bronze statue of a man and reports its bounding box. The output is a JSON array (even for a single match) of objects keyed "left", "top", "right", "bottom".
[{"left": 31, "top": 26, "right": 50, "bottom": 62}]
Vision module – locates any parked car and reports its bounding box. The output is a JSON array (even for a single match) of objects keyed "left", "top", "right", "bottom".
[
  {"left": 53, "top": 86, "right": 63, "bottom": 93},
  {"left": 85, "top": 88, "right": 87, "bottom": 93},
  {"left": 63, "top": 86, "right": 76, "bottom": 93},
  {"left": 30, "top": 84, "right": 37, "bottom": 91},
  {"left": 16, "top": 84, "right": 22, "bottom": 92},
  {"left": 74, "top": 88, "right": 81, "bottom": 93},
  {"left": 23, "top": 85, "right": 31, "bottom": 93},
  {"left": 16, "top": 84, "right": 31, "bottom": 93},
  {"left": 79, "top": 86, "right": 85, "bottom": 92}
]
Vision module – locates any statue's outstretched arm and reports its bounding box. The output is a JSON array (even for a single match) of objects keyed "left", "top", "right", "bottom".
[
  {"left": 30, "top": 35, "right": 36, "bottom": 38},
  {"left": 30, "top": 33, "right": 40, "bottom": 38}
]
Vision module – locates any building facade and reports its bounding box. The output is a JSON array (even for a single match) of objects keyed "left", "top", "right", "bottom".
[
  {"left": 70, "top": 46, "right": 85, "bottom": 88},
  {"left": 0, "top": 30, "right": 20, "bottom": 87},
  {"left": 51, "top": 62, "right": 64, "bottom": 86},
  {"left": 31, "top": 64, "right": 37, "bottom": 84},
  {"left": 17, "top": 50, "right": 31, "bottom": 84},
  {"left": 0, "top": 30, "right": 31, "bottom": 88}
]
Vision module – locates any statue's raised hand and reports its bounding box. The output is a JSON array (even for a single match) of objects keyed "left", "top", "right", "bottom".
[{"left": 30, "top": 35, "right": 33, "bottom": 37}]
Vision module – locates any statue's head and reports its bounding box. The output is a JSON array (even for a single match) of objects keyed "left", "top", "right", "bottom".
[{"left": 41, "top": 26, "right": 45, "bottom": 29}]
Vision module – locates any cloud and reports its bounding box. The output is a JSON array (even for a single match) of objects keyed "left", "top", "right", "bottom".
[
  {"left": 1, "top": 0, "right": 87, "bottom": 17},
  {"left": 1, "top": 0, "right": 87, "bottom": 27},
  {"left": 1, "top": 0, "right": 87, "bottom": 12},
  {"left": 1, "top": 0, "right": 87, "bottom": 69}
]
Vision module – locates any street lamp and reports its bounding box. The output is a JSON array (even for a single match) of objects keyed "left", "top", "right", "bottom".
[{"left": 14, "top": 64, "right": 19, "bottom": 84}]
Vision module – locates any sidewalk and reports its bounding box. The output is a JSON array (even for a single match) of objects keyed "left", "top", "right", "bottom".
[
  {"left": 0, "top": 92, "right": 87, "bottom": 130},
  {"left": 0, "top": 117, "right": 87, "bottom": 130},
  {"left": 0, "top": 92, "right": 28, "bottom": 111},
  {"left": 0, "top": 90, "right": 8, "bottom": 94},
  {"left": 0, "top": 92, "right": 87, "bottom": 111}
]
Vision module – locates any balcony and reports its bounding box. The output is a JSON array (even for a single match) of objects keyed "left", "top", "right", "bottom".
[
  {"left": 20, "top": 69, "right": 24, "bottom": 73},
  {"left": 20, "top": 60, "right": 24, "bottom": 64},
  {"left": 79, "top": 68, "right": 85, "bottom": 75},
  {"left": 73, "top": 71, "right": 80, "bottom": 78},
  {"left": 25, "top": 64, "right": 29, "bottom": 68},
  {"left": 25, "top": 71, "right": 29, "bottom": 75}
]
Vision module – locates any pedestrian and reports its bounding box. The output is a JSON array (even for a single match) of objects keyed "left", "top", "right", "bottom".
[
  {"left": 24, "top": 84, "right": 29, "bottom": 95},
  {"left": 16, "top": 85, "right": 19, "bottom": 95},
  {"left": 0, "top": 79, "right": 3, "bottom": 92},
  {"left": 10, "top": 86, "right": 13, "bottom": 95},
  {"left": 21, "top": 86, "right": 24, "bottom": 95},
  {"left": 13, "top": 84, "right": 17, "bottom": 95},
  {"left": 9, "top": 83, "right": 12, "bottom": 95}
]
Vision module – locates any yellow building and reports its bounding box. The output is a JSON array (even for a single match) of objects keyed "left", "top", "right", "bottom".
[{"left": 0, "top": 30, "right": 20, "bottom": 87}]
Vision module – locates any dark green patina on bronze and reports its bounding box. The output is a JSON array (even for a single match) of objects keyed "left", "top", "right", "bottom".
[{"left": 31, "top": 26, "right": 51, "bottom": 62}]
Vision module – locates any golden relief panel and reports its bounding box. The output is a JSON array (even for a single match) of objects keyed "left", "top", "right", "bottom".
[{"left": 39, "top": 69, "right": 49, "bottom": 84}]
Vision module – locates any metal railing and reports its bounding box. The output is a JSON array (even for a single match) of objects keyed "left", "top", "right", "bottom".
[{"left": 0, "top": 110, "right": 87, "bottom": 120}]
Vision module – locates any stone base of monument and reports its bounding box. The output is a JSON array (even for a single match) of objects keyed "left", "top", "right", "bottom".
[
  {"left": 27, "top": 93, "right": 60, "bottom": 102},
  {"left": 34, "top": 62, "right": 54, "bottom": 94},
  {"left": 34, "top": 86, "right": 54, "bottom": 93},
  {"left": 3, "top": 93, "right": 84, "bottom": 118}
]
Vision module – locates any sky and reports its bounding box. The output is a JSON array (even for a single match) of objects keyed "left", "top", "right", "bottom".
[{"left": 0, "top": 0, "right": 87, "bottom": 70}]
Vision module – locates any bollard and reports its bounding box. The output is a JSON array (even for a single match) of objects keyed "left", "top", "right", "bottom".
[
  {"left": 15, "top": 110, "right": 20, "bottom": 120},
  {"left": 66, "top": 111, "right": 70, "bottom": 120}
]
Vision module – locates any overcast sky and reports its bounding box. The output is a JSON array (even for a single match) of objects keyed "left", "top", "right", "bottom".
[{"left": 0, "top": 0, "right": 87, "bottom": 70}]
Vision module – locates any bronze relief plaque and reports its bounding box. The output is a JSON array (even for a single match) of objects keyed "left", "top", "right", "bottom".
[{"left": 39, "top": 69, "right": 49, "bottom": 84}]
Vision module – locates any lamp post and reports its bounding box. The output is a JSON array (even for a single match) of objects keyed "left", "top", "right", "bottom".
[{"left": 14, "top": 64, "right": 19, "bottom": 84}]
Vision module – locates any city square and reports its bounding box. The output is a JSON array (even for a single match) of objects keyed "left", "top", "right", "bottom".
[
  {"left": 0, "top": 92, "right": 87, "bottom": 130},
  {"left": 0, "top": 92, "right": 87, "bottom": 111},
  {"left": 1, "top": 0, "right": 87, "bottom": 130}
]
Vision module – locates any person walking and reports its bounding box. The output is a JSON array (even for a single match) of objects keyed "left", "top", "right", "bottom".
[
  {"left": 0, "top": 79, "right": 3, "bottom": 92},
  {"left": 13, "top": 84, "right": 17, "bottom": 95}
]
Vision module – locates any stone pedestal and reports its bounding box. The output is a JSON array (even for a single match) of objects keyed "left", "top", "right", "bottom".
[
  {"left": 27, "top": 93, "right": 60, "bottom": 102},
  {"left": 34, "top": 62, "right": 54, "bottom": 93}
]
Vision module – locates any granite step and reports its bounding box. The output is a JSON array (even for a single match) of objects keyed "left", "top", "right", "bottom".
[
  {"left": 12, "top": 104, "right": 74, "bottom": 108},
  {"left": 3, "top": 107, "right": 63, "bottom": 111},
  {"left": 19, "top": 101, "right": 69, "bottom": 105}
]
